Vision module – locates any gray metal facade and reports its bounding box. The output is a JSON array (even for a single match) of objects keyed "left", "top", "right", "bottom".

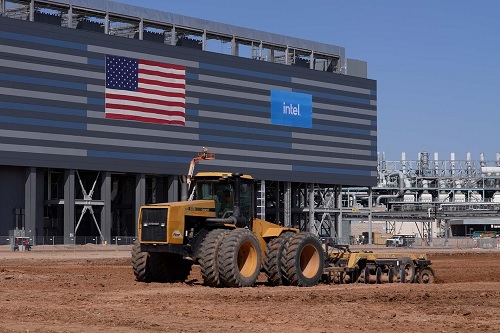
[
  {"left": 0, "top": 6, "right": 377, "bottom": 242},
  {"left": 346, "top": 59, "right": 368, "bottom": 79},
  {"left": 0, "top": 16, "right": 377, "bottom": 185}
]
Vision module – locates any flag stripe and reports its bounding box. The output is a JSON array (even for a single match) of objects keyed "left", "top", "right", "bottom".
[
  {"left": 106, "top": 89, "right": 186, "bottom": 106},
  {"left": 139, "top": 78, "right": 185, "bottom": 90},
  {"left": 136, "top": 87, "right": 186, "bottom": 99},
  {"left": 106, "top": 96, "right": 186, "bottom": 111},
  {"left": 105, "top": 113, "right": 185, "bottom": 125},
  {"left": 138, "top": 82, "right": 185, "bottom": 94},
  {"left": 138, "top": 68, "right": 185, "bottom": 81},
  {"left": 106, "top": 103, "right": 184, "bottom": 119},
  {"left": 140, "top": 59, "right": 186, "bottom": 71},
  {"left": 138, "top": 65, "right": 185, "bottom": 77},
  {"left": 105, "top": 55, "right": 186, "bottom": 126},
  {"left": 105, "top": 99, "right": 185, "bottom": 114}
]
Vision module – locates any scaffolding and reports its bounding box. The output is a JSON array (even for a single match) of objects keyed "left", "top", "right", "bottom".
[{"left": 0, "top": 0, "right": 344, "bottom": 74}]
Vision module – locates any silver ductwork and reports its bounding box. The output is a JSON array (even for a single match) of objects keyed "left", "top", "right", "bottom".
[{"left": 376, "top": 171, "right": 404, "bottom": 205}]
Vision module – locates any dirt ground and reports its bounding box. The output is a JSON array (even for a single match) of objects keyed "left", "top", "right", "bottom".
[{"left": 0, "top": 247, "right": 499, "bottom": 333}]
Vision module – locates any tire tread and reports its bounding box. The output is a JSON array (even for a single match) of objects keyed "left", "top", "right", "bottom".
[
  {"left": 199, "top": 229, "right": 229, "bottom": 287},
  {"left": 281, "top": 232, "right": 324, "bottom": 287},
  {"left": 218, "top": 229, "right": 262, "bottom": 287}
]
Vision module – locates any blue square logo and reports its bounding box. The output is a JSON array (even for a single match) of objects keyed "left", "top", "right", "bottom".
[{"left": 270, "top": 90, "right": 312, "bottom": 128}]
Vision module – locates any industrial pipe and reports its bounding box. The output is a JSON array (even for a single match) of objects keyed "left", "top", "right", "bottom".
[
  {"left": 375, "top": 171, "right": 405, "bottom": 205},
  {"left": 480, "top": 167, "right": 500, "bottom": 175}
]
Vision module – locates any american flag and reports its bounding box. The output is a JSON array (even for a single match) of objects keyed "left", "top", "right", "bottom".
[{"left": 105, "top": 55, "right": 186, "bottom": 126}]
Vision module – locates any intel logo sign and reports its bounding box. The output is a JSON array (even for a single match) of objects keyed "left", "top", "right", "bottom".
[
  {"left": 271, "top": 90, "right": 312, "bottom": 128},
  {"left": 282, "top": 102, "right": 301, "bottom": 116}
]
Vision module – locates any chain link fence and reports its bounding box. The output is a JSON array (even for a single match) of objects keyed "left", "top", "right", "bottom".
[
  {"left": 322, "top": 236, "right": 500, "bottom": 249},
  {"left": 1, "top": 235, "right": 499, "bottom": 252},
  {"left": 0, "top": 235, "right": 136, "bottom": 252}
]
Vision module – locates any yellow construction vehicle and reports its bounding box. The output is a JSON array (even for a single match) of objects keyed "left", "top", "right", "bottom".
[
  {"left": 132, "top": 171, "right": 325, "bottom": 287},
  {"left": 132, "top": 149, "right": 434, "bottom": 287}
]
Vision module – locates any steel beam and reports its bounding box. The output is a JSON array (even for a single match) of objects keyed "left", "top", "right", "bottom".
[
  {"left": 64, "top": 169, "right": 75, "bottom": 244},
  {"left": 135, "top": 174, "right": 146, "bottom": 236},
  {"left": 284, "top": 181, "right": 291, "bottom": 227},
  {"left": 24, "top": 167, "right": 43, "bottom": 245},
  {"left": 100, "top": 172, "right": 111, "bottom": 244},
  {"left": 167, "top": 175, "right": 178, "bottom": 202}
]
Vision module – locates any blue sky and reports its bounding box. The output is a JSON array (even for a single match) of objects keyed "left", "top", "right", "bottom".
[{"left": 119, "top": 0, "right": 500, "bottom": 162}]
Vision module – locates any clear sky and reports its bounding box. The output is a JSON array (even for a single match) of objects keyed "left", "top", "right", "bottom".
[{"left": 118, "top": 0, "right": 500, "bottom": 162}]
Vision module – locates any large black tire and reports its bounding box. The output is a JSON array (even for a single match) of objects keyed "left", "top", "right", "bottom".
[
  {"left": 350, "top": 266, "right": 361, "bottom": 283},
  {"left": 218, "top": 229, "right": 262, "bottom": 287},
  {"left": 364, "top": 266, "right": 371, "bottom": 284},
  {"left": 263, "top": 232, "right": 294, "bottom": 286},
  {"left": 199, "top": 229, "right": 230, "bottom": 287},
  {"left": 375, "top": 266, "right": 383, "bottom": 284},
  {"left": 388, "top": 266, "right": 396, "bottom": 283},
  {"left": 399, "top": 257, "right": 416, "bottom": 283},
  {"left": 417, "top": 267, "right": 435, "bottom": 284},
  {"left": 190, "top": 228, "right": 209, "bottom": 261},
  {"left": 281, "top": 232, "right": 325, "bottom": 287},
  {"left": 131, "top": 239, "right": 151, "bottom": 282}
]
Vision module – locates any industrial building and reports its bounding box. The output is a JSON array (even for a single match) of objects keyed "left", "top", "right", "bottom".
[
  {"left": 0, "top": 0, "right": 377, "bottom": 245},
  {"left": 347, "top": 152, "right": 500, "bottom": 246}
]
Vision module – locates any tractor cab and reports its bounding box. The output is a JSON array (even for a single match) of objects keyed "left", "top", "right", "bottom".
[{"left": 191, "top": 172, "right": 254, "bottom": 221}]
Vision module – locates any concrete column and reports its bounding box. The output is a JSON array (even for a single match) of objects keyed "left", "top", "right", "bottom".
[
  {"left": 138, "top": 18, "right": 144, "bottom": 40},
  {"left": 285, "top": 46, "right": 289, "bottom": 65},
  {"left": 309, "top": 51, "right": 314, "bottom": 69},
  {"left": 135, "top": 174, "right": 146, "bottom": 236},
  {"left": 24, "top": 167, "right": 43, "bottom": 245},
  {"left": 67, "top": 5, "right": 73, "bottom": 28},
  {"left": 1, "top": 0, "right": 6, "bottom": 16},
  {"left": 202, "top": 29, "right": 206, "bottom": 51},
  {"left": 181, "top": 179, "right": 188, "bottom": 202},
  {"left": 29, "top": 0, "right": 34, "bottom": 21},
  {"left": 167, "top": 176, "right": 179, "bottom": 202},
  {"left": 104, "top": 13, "right": 109, "bottom": 34},
  {"left": 231, "top": 36, "right": 238, "bottom": 56},
  {"left": 100, "top": 172, "right": 112, "bottom": 243},
  {"left": 64, "top": 170, "right": 75, "bottom": 244},
  {"left": 171, "top": 25, "right": 176, "bottom": 45}
]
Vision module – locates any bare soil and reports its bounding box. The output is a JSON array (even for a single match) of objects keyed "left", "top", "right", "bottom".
[{"left": 1, "top": 248, "right": 499, "bottom": 333}]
